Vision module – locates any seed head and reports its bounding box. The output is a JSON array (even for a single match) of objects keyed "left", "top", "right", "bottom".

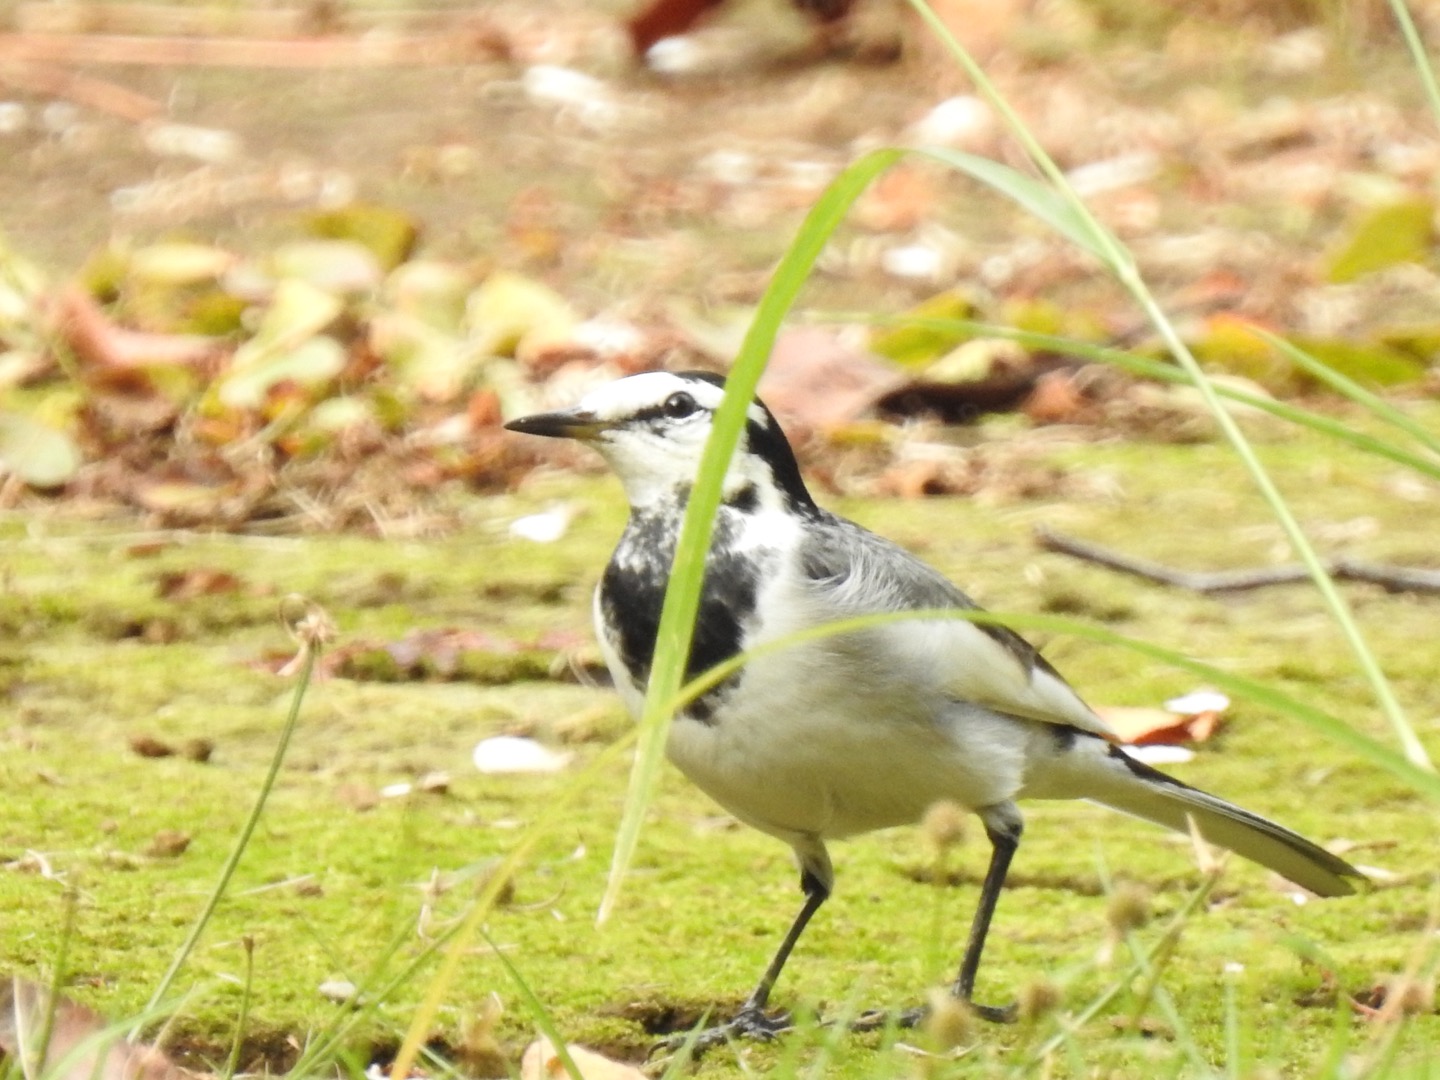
[
  {"left": 1106, "top": 881, "right": 1151, "bottom": 937},
  {"left": 924, "top": 987, "right": 974, "bottom": 1051},
  {"left": 1018, "top": 978, "right": 1062, "bottom": 1023},
  {"left": 921, "top": 800, "right": 967, "bottom": 857},
  {"left": 1385, "top": 974, "right": 1436, "bottom": 1017}
]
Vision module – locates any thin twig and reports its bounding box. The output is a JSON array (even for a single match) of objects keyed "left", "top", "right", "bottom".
[
  {"left": 0, "top": 31, "right": 498, "bottom": 67},
  {"left": 0, "top": 61, "right": 161, "bottom": 121},
  {"left": 1035, "top": 526, "right": 1440, "bottom": 596}
]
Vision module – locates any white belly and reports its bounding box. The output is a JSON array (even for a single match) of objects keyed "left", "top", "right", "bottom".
[{"left": 662, "top": 630, "right": 1033, "bottom": 846}]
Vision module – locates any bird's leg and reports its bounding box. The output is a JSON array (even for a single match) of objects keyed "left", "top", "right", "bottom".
[
  {"left": 655, "top": 869, "right": 829, "bottom": 1056},
  {"left": 737, "top": 867, "right": 829, "bottom": 1020},
  {"left": 849, "top": 819, "right": 1021, "bottom": 1035},
  {"left": 951, "top": 815, "right": 1021, "bottom": 1023}
]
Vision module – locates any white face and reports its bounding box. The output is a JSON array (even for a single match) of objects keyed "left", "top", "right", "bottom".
[{"left": 573, "top": 372, "right": 773, "bottom": 509}]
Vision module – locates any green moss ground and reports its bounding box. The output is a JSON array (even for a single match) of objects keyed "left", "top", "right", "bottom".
[{"left": 2, "top": 411, "right": 1439, "bottom": 1077}]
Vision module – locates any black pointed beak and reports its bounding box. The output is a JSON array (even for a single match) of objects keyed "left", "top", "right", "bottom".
[{"left": 504, "top": 407, "right": 610, "bottom": 441}]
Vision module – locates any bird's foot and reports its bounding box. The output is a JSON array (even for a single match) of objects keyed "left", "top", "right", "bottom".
[
  {"left": 970, "top": 1000, "right": 1018, "bottom": 1024},
  {"left": 849, "top": 996, "right": 1017, "bottom": 1032},
  {"left": 650, "top": 1004, "right": 793, "bottom": 1059},
  {"left": 849, "top": 1005, "right": 925, "bottom": 1032}
]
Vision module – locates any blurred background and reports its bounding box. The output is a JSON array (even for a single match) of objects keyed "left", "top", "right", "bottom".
[{"left": 2, "top": 0, "right": 1439, "bottom": 521}]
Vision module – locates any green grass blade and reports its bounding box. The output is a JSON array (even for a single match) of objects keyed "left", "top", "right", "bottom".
[
  {"left": 138, "top": 608, "right": 321, "bottom": 1029},
  {"left": 221, "top": 938, "right": 255, "bottom": 1080},
  {"left": 905, "top": 0, "right": 1428, "bottom": 771},
  {"left": 838, "top": 313, "right": 1440, "bottom": 480},
  {"left": 387, "top": 728, "right": 640, "bottom": 1080},
  {"left": 597, "top": 147, "right": 904, "bottom": 923},
  {"left": 1257, "top": 329, "right": 1440, "bottom": 458},
  {"left": 478, "top": 928, "right": 584, "bottom": 1080},
  {"left": 909, "top": 148, "right": 1105, "bottom": 259},
  {"left": 1389, "top": 0, "right": 1440, "bottom": 126},
  {"left": 665, "top": 606, "right": 1440, "bottom": 803},
  {"left": 902, "top": 0, "right": 1122, "bottom": 268},
  {"left": 1018, "top": 871, "right": 1219, "bottom": 1072},
  {"left": 1125, "top": 287, "right": 1432, "bottom": 771}
]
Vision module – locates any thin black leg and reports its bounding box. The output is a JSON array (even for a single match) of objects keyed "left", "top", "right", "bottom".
[
  {"left": 743, "top": 868, "right": 829, "bottom": 1011},
  {"left": 952, "top": 821, "right": 1020, "bottom": 1023},
  {"left": 656, "top": 869, "right": 830, "bottom": 1057}
]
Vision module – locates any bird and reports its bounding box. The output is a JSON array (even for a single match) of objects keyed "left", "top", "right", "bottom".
[
  {"left": 626, "top": 0, "right": 855, "bottom": 58},
  {"left": 504, "top": 369, "right": 1362, "bottom": 1046}
]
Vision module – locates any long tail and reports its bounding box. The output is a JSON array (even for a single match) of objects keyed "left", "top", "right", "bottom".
[{"left": 1079, "top": 743, "right": 1362, "bottom": 897}]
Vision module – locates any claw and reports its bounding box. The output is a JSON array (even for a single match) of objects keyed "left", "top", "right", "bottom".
[
  {"left": 970, "top": 1000, "right": 1018, "bottom": 1023},
  {"left": 651, "top": 1005, "right": 794, "bottom": 1059},
  {"left": 847, "top": 996, "right": 1017, "bottom": 1033},
  {"left": 650, "top": 992, "right": 1016, "bottom": 1059}
]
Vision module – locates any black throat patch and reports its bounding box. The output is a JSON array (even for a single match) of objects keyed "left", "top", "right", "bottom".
[{"left": 599, "top": 499, "right": 770, "bottom": 723}]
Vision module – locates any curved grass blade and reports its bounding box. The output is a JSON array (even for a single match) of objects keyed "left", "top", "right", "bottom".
[
  {"left": 139, "top": 615, "right": 320, "bottom": 1029},
  {"left": 909, "top": 147, "right": 1105, "bottom": 260},
  {"left": 838, "top": 314, "right": 1440, "bottom": 481},
  {"left": 906, "top": 0, "right": 1427, "bottom": 770},
  {"left": 664, "top": 607, "right": 1440, "bottom": 804},
  {"left": 478, "top": 928, "right": 585, "bottom": 1080},
  {"left": 387, "top": 729, "right": 640, "bottom": 1080},
  {"left": 1257, "top": 329, "right": 1440, "bottom": 458},
  {"left": 1389, "top": 0, "right": 1440, "bottom": 126},
  {"left": 598, "top": 146, "right": 904, "bottom": 923}
]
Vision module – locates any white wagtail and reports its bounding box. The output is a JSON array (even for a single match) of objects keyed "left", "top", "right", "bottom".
[{"left": 505, "top": 369, "right": 1361, "bottom": 1042}]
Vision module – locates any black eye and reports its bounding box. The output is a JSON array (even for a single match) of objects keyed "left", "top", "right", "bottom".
[{"left": 663, "top": 391, "right": 697, "bottom": 419}]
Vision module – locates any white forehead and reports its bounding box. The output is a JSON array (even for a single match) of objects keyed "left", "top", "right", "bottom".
[{"left": 576, "top": 371, "right": 767, "bottom": 425}]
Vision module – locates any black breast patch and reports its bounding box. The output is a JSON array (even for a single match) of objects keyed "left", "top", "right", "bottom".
[{"left": 599, "top": 507, "right": 766, "bottom": 723}]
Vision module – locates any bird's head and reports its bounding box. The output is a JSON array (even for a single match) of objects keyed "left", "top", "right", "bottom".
[{"left": 505, "top": 370, "right": 815, "bottom": 514}]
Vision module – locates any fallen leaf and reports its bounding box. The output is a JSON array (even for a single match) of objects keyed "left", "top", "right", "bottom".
[
  {"left": 1096, "top": 700, "right": 1227, "bottom": 746},
  {"left": 214, "top": 278, "right": 345, "bottom": 409},
  {"left": 268, "top": 240, "right": 384, "bottom": 295},
  {"left": 1288, "top": 335, "right": 1426, "bottom": 389},
  {"left": 0, "top": 977, "right": 193, "bottom": 1080},
  {"left": 759, "top": 328, "right": 905, "bottom": 435},
  {"left": 51, "top": 284, "right": 220, "bottom": 370},
  {"left": 868, "top": 290, "right": 979, "bottom": 367},
  {"left": 1023, "top": 369, "right": 1092, "bottom": 425},
  {"left": 473, "top": 736, "right": 572, "bottom": 775},
  {"left": 520, "top": 1038, "right": 646, "bottom": 1080},
  {"left": 129, "top": 735, "right": 176, "bottom": 758},
  {"left": 154, "top": 567, "right": 243, "bottom": 600},
  {"left": 467, "top": 270, "right": 577, "bottom": 360},
  {"left": 852, "top": 163, "right": 939, "bottom": 233},
  {"left": 1325, "top": 196, "right": 1435, "bottom": 283},
  {"left": 0, "top": 409, "right": 81, "bottom": 488},
  {"left": 306, "top": 204, "right": 419, "bottom": 271},
  {"left": 144, "top": 829, "right": 191, "bottom": 858},
  {"left": 128, "top": 242, "right": 236, "bottom": 285}
]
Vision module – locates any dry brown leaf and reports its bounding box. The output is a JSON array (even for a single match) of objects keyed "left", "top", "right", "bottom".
[
  {"left": 143, "top": 830, "right": 191, "bottom": 858},
  {"left": 128, "top": 735, "right": 175, "bottom": 759},
  {"left": 51, "top": 285, "right": 220, "bottom": 370},
  {"left": 336, "top": 783, "right": 381, "bottom": 813},
  {"left": 0, "top": 977, "right": 193, "bottom": 1080},
  {"left": 519, "top": 1038, "right": 646, "bottom": 1080},
  {"left": 759, "top": 328, "right": 905, "bottom": 436},
  {"left": 154, "top": 568, "right": 243, "bottom": 600},
  {"left": 852, "top": 164, "right": 939, "bottom": 233},
  {"left": 1022, "top": 369, "right": 1093, "bottom": 425},
  {"left": 1095, "top": 706, "right": 1225, "bottom": 746}
]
